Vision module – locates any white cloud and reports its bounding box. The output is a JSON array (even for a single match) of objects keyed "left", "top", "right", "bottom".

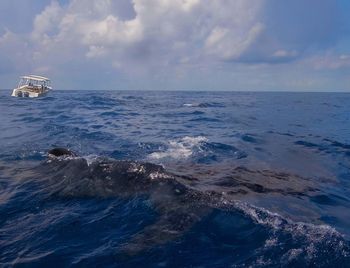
[
  {"left": 307, "top": 53, "right": 350, "bottom": 70},
  {"left": 205, "top": 23, "right": 265, "bottom": 61},
  {"left": 26, "top": 0, "right": 266, "bottom": 65},
  {"left": 0, "top": 0, "right": 349, "bottom": 90},
  {"left": 32, "top": 1, "right": 64, "bottom": 41},
  {"left": 273, "top": 50, "right": 298, "bottom": 58}
]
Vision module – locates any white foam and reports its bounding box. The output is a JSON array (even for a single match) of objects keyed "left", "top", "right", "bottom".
[
  {"left": 183, "top": 103, "right": 197, "bottom": 107},
  {"left": 149, "top": 171, "right": 172, "bottom": 180},
  {"left": 214, "top": 197, "right": 349, "bottom": 265},
  {"left": 82, "top": 155, "right": 99, "bottom": 166},
  {"left": 228, "top": 200, "right": 350, "bottom": 263},
  {"left": 148, "top": 136, "right": 208, "bottom": 160},
  {"left": 47, "top": 155, "right": 79, "bottom": 162},
  {"left": 264, "top": 238, "right": 278, "bottom": 248},
  {"left": 127, "top": 163, "right": 146, "bottom": 174}
]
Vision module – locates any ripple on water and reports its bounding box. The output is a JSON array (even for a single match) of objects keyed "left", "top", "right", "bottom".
[{"left": 1, "top": 91, "right": 350, "bottom": 267}]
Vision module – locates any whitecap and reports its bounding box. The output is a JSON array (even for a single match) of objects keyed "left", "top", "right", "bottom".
[
  {"left": 183, "top": 102, "right": 207, "bottom": 108},
  {"left": 183, "top": 103, "right": 197, "bottom": 107},
  {"left": 148, "top": 136, "right": 208, "bottom": 160},
  {"left": 225, "top": 200, "right": 350, "bottom": 265}
]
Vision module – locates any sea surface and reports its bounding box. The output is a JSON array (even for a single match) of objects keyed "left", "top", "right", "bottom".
[{"left": 0, "top": 90, "right": 350, "bottom": 267}]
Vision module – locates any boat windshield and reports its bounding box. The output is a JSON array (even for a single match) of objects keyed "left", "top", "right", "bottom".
[{"left": 18, "top": 77, "right": 51, "bottom": 88}]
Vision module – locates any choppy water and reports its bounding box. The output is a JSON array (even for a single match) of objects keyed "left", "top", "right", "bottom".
[{"left": 0, "top": 90, "right": 350, "bottom": 267}]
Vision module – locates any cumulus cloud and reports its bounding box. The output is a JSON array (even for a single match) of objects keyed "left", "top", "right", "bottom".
[
  {"left": 32, "top": 1, "right": 64, "bottom": 41},
  {"left": 27, "top": 0, "right": 347, "bottom": 64},
  {"left": 8, "top": 0, "right": 267, "bottom": 82},
  {"left": 0, "top": 0, "right": 349, "bottom": 90}
]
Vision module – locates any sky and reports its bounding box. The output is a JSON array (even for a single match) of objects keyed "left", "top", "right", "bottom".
[{"left": 0, "top": 0, "right": 350, "bottom": 91}]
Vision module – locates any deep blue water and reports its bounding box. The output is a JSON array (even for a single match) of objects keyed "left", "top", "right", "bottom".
[{"left": 1, "top": 90, "right": 350, "bottom": 267}]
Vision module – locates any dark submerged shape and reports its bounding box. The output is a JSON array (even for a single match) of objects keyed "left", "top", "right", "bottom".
[
  {"left": 42, "top": 148, "right": 212, "bottom": 255},
  {"left": 36, "top": 148, "right": 349, "bottom": 259}
]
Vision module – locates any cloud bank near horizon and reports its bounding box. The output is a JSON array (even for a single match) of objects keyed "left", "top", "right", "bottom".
[{"left": 0, "top": 0, "right": 349, "bottom": 91}]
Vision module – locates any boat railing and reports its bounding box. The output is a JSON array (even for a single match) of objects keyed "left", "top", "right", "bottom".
[{"left": 20, "top": 84, "right": 48, "bottom": 93}]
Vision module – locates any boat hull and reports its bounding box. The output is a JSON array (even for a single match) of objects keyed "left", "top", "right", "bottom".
[{"left": 11, "top": 88, "right": 48, "bottom": 98}]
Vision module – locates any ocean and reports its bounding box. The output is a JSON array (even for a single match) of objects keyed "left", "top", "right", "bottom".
[{"left": 0, "top": 90, "right": 349, "bottom": 267}]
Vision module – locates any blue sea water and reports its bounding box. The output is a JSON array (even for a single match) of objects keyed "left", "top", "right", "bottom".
[{"left": 0, "top": 90, "right": 350, "bottom": 267}]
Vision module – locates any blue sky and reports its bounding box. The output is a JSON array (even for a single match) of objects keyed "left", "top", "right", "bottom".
[{"left": 0, "top": 0, "right": 349, "bottom": 91}]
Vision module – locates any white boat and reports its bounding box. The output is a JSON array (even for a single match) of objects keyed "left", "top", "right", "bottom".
[{"left": 11, "top": 75, "right": 52, "bottom": 98}]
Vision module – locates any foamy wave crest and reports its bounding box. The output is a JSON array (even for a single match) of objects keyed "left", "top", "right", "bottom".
[
  {"left": 222, "top": 200, "right": 350, "bottom": 266},
  {"left": 148, "top": 136, "right": 208, "bottom": 160},
  {"left": 46, "top": 154, "right": 99, "bottom": 166},
  {"left": 183, "top": 103, "right": 197, "bottom": 107},
  {"left": 183, "top": 102, "right": 224, "bottom": 108}
]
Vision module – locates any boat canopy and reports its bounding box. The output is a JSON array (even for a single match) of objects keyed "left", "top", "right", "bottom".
[{"left": 18, "top": 75, "right": 51, "bottom": 88}]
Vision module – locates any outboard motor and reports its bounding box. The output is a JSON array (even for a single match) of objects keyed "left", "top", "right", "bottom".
[
  {"left": 23, "top": 92, "right": 29, "bottom": 97},
  {"left": 17, "top": 91, "right": 23, "bottom": 97}
]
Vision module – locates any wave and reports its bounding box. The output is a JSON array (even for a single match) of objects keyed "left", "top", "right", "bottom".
[
  {"left": 221, "top": 200, "right": 350, "bottom": 266},
  {"left": 183, "top": 102, "right": 225, "bottom": 108},
  {"left": 148, "top": 136, "right": 247, "bottom": 163},
  {"left": 295, "top": 138, "right": 350, "bottom": 159},
  {"left": 148, "top": 136, "right": 208, "bottom": 160}
]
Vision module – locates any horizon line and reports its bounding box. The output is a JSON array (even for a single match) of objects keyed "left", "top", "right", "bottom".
[{"left": 1, "top": 88, "right": 349, "bottom": 93}]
